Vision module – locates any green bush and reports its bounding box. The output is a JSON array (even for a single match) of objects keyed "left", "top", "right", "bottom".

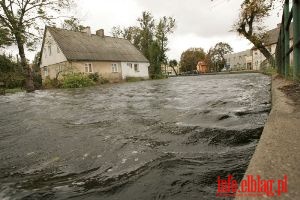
[
  {"left": 99, "top": 77, "right": 109, "bottom": 84},
  {"left": 150, "top": 73, "right": 167, "bottom": 80},
  {"left": 33, "top": 71, "right": 42, "bottom": 89},
  {"left": 262, "top": 66, "right": 277, "bottom": 76},
  {"left": 0, "top": 54, "right": 25, "bottom": 89},
  {"left": 126, "top": 76, "right": 145, "bottom": 82},
  {"left": 88, "top": 72, "right": 100, "bottom": 82},
  {"left": 3, "top": 72, "right": 25, "bottom": 89},
  {"left": 62, "top": 73, "right": 95, "bottom": 88},
  {"left": 44, "top": 76, "right": 62, "bottom": 89}
]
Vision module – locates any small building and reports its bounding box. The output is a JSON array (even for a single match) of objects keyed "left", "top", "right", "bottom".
[
  {"left": 39, "top": 26, "right": 150, "bottom": 82},
  {"left": 196, "top": 61, "right": 208, "bottom": 73}
]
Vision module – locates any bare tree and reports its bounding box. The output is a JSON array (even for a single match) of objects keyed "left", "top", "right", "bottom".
[
  {"left": 0, "top": 0, "right": 72, "bottom": 92},
  {"left": 234, "top": 0, "right": 277, "bottom": 65}
]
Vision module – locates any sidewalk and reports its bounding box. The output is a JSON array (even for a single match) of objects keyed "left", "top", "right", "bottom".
[{"left": 235, "top": 76, "right": 300, "bottom": 199}]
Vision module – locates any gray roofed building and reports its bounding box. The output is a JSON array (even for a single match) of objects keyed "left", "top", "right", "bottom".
[
  {"left": 40, "top": 26, "right": 150, "bottom": 82},
  {"left": 47, "top": 27, "right": 148, "bottom": 62},
  {"left": 252, "top": 23, "right": 293, "bottom": 50}
]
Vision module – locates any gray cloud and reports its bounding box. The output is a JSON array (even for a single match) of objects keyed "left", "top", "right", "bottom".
[{"left": 134, "top": 0, "right": 243, "bottom": 38}]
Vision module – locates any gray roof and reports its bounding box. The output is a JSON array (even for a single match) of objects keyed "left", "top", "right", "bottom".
[
  {"left": 47, "top": 27, "right": 149, "bottom": 63},
  {"left": 264, "top": 27, "right": 280, "bottom": 45},
  {"left": 253, "top": 25, "right": 294, "bottom": 49}
]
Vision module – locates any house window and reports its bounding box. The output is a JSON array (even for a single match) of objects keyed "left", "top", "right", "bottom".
[
  {"left": 134, "top": 64, "right": 139, "bottom": 72},
  {"left": 44, "top": 66, "right": 48, "bottom": 77},
  {"left": 48, "top": 45, "right": 51, "bottom": 56},
  {"left": 112, "top": 63, "right": 118, "bottom": 73},
  {"left": 85, "top": 63, "right": 93, "bottom": 73},
  {"left": 127, "top": 63, "right": 133, "bottom": 68},
  {"left": 58, "top": 65, "right": 63, "bottom": 72}
]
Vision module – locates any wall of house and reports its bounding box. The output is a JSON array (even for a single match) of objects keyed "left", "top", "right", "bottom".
[
  {"left": 41, "top": 61, "right": 149, "bottom": 82},
  {"left": 41, "top": 61, "right": 73, "bottom": 80},
  {"left": 120, "top": 62, "right": 149, "bottom": 79},
  {"left": 225, "top": 50, "right": 252, "bottom": 70},
  {"left": 252, "top": 40, "right": 294, "bottom": 71},
  {"left": 252, "top": 43, "right": 277, "bottom": 70},
  {"left": 40, "top": 30, "right": 67, "bottom": 68},
  {"left": 161, "top": 65, "right": 180, "bottom": 76},
  {"left": 72, "top": 61, "right": 123, "bottom": 82}
]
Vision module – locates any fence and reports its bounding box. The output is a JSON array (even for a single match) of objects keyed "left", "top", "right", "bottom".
[{"left": 275, "top": 0, "right": 300, "bottom": 80}]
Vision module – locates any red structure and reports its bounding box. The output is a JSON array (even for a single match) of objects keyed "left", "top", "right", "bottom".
[{"left": 196, "top": 61, "right": 208, "bottom": 73}]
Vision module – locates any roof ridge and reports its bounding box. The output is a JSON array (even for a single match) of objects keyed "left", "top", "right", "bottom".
[
  {"left": 48, "top": 26, "right": 129, "bottom": 41},
  {"left": 45, "top": 26, "right": 149, "bottom": 63}
]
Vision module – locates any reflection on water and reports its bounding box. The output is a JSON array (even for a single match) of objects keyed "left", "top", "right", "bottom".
[{"left": 0, "top": 74, "right": 271, "bottom": 200}]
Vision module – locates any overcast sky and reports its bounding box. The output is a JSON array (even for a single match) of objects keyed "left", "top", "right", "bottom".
[
  {"left": 3, "top": 0, "right": 283, "bottom": 61},
  {"left": 73, "top": 0, "right": 282, "bottom": 61}
]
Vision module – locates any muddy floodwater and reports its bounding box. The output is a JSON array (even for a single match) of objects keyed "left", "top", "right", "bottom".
[{"left": 0, "top": 74, "right": 271, "bottom": 200}]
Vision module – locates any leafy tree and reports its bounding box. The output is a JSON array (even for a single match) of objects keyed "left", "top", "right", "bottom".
[
  {"left": 169, "top": 59, "right": 178, "bottom": 76},
  {"left": 111, "top": 26, "right": 123, "bottom": 37},
  {"left": 204, "top": 50, "right": 215, "bottom": 72},
  {"left": 111, "top": 11, "right": 176, "bottom": 79},
  {"left": 209, "top": 42, "right": 233, "bottom": 71},
  {"left": 0, "top": 0, "right": 72, "bottom": 92},
  {"left": 0, "top": 54, "right": 24, "bottom": 89},
  {"left": 234, "top": 0, "right": 276, "bottom": 66},
  {"left": 137, "top": 11, "right": 155, "bottom": 60},
  {"left": 148, "top": 41, "right": 162, "bottom": 78},
  {"left": 180, "top": 48, "right": 206, "bottom": 72},
  {"left": 156, "top": 16, "right": 176, "bottom": 65},
  {"left": 0, "top": 27, "right": 12, "bottom": 47},
  {"left": 62, "top": 17, "right": 85, "bottom": 31},
  {"left": 112, "top": 25, "right": 141, "bottom": 49},
  {"left": 31, "top": 52, "right": 42, "bottom": 89}
]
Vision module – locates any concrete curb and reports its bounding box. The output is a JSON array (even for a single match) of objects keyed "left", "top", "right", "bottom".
[{"left": 235, "top": 76, "right": 300, "bottom": 199}]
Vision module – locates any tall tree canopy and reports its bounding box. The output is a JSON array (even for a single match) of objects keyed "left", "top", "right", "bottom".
[
  {"left": 180, "top": 48, "right": 206, "bottom": 72},
  {"left": 0, "top": 0, "right": 72, "bottom": 92},
  {"left": 209, "top": 42, "right": 233, "bottom": 71},
  {"left": 62, "top": 17, "right": 85, "bottom": 31},
  {"left": 234, "top": 0, "right": 278, "bottom": 65},
  {"left": 168, "top": 59, "right": 178, "bottom": 76},
  {"left": 111, "top": 11, "right": 176, "bottom": 79},
  {"left": 155, "top": 16, "right": 175, "bottom": 65}
]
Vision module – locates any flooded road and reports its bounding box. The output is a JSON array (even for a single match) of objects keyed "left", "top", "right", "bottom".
[{"left": 0, "top": 74, "right": 271, "bottom": 200}]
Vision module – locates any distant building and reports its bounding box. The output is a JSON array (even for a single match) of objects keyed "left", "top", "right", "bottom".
[
  {"left": 225, "top": 24, "right": 294, "bottom": 71},
  {"left": 196, "top": 61, "right": 208, "bottom": 73},
  {"left": 39, "top": 26, "right": 150, "bottom": 82},
  {"left": 224, "top": 50, "right": 252, "bottom": 70},
  {"left": 161, "top": 64, "right": 180, "bottom": 76}
]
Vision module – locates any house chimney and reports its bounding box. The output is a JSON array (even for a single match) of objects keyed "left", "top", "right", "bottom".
[
  {"left": 82, "top": 26, "right": 91, "bottom": 36},
  {"left": 96, "top": 29, "right": 104, "bottom": 37}
]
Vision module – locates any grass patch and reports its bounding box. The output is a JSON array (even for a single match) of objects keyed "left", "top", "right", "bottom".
[
  {"left": 0, "top": 87, "right": 24, "bottom": 95},
  {"left": 262, "top": 66, "right": 277, "bottom": 76},
  {"left": 125, "top": 77, "right": 146, "bottom": 82}
]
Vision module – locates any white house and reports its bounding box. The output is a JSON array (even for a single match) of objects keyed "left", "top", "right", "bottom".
[
  {"left": 40, "top": 26, "right": 150, "bottom": 82},
  {"left": 252, "top": 24, "right": 293, "bottom": 70}
]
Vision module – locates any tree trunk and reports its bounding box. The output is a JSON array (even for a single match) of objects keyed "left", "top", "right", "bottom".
[
  {"left": 170, "top": 66, "right": 178, "bottom": 76},
  {"left": 244, "top": 34, "right": 275, "bottom": 67},
  {"left": 16, "top": 39, "right": 35, "bottom": 92},
  {"left": 256, "top": 44, "right": 275, "bottom": 66}
]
